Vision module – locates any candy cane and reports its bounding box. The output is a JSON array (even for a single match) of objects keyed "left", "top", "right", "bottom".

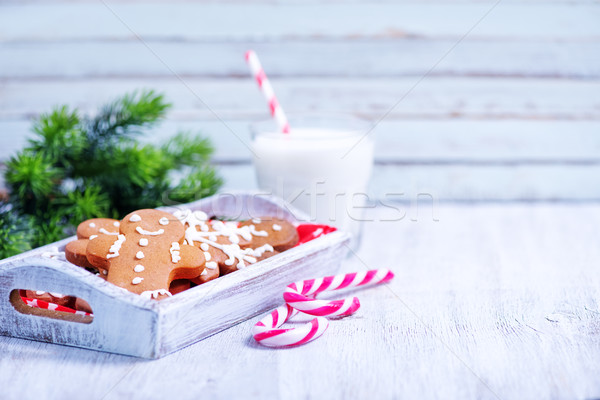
[
  {"left": 245, "top": 50, "right": 290, "bottom": 134},
  {"left": 252, "top": 304, "right": 329, "bottom": 347},
  {"left": 283, "top": 269, "right": 394, "bottom": 317}
]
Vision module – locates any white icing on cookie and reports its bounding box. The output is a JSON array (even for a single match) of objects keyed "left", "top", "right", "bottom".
[
  {"left": 140, "top": 289, "right": 171, "bottom": 299},
  {"left": 175, "top": 208, "right": 276, "bottom": 272},
  {"left": 49, "top": 292, "right": 64, "bottom": 298},
  {"left": 248, "top": 224, "right": 268, "bottom": 237},
  {"left": 252, "top": 218, "right": 261, "bottom": 224},
  {"left": 139, "top": 238, "right": 148, "bottom": 246},
  {"left": 136, "top": 227, "right": 164, "bottom": 236},
  {"left": 89, "top": 234, "right": 98, "bottom": 240},
  {"left": 107, "top": 234, "right": 126, "bottom": 259},
  {"left": 206, "top": 261, "right": 218, "bottom": 269},
  {"left": 159, "top": 217, "right": 170, "bottom": 226},
  {"left": 204, "top": 251, "right": 211, "bottom": 261},
  {"left": 129, "top": 214, "right": 142, "bottom": 222},
  {"left": 134, "top": 264, "right": 145, "bottom": 272},
  {"left": 89, "top": 222, "right": 96, "bottom": 228},
  {"left": 170, "top": 242, "right": 181, "bottom": 263},
  {"left": 272, "top": 224, "right": 282, "bottom": 231},
  {"left": 99, "top": 228, "right": 119, "bottom": 236},
  {"left": 113, "top": 221, "right": 120, "bottom": 227},
  {"left": 132, "top": 277, "right": 143, "bottom": 285},
  {"left": 35, "top": 291, "right": 45, "bottom": 296},
  {"left": 136, "top": 251, "right": 145, "bottom": 259}
]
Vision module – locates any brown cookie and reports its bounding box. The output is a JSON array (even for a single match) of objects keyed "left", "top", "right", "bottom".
[
  {"left": 65, "top": 218, "right": 120, "bottom": 272},
  {"left": 74, "top": 297, "right": 93, "bottom": 314},
  {"left": 169, "top": 279, "right": 192, "bottom": 295},
  {"left": 65, "top": 239, "right": 96, "bottom": 269},
  {"left": 86, "top": 209, "right": 206, "bottom": 300},
  {"left": 76, "top": 218, "right": 120, "bottom": 239},
  {"left": 218, "top": 246, "right": 279, "bottom": 276},
  {"left": 239, "top": 217, "right": 299, "bottom": 252}
]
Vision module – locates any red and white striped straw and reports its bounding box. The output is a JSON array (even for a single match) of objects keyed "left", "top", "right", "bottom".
[{"left": 245, "top": 50, "right": 290, "bottom": 134}]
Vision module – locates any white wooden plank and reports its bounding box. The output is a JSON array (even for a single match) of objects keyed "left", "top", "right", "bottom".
[
  {"left": 217, "top": 163, "right": 600, "bottom": 201},
  {"left": 2, "top": 78, "right": 599, "bottom": 120},
  {"left": 2, "top": 118, "right": 600, "bottom": 163},
  {"left": 1, "top": 3, "right": 599, "bottom": 41},
  {"left": 2, "top": 40, "right": 599, "bottom": 79},
  {"left": 1, "top": 204, "right": 600, "bottom": 399}
]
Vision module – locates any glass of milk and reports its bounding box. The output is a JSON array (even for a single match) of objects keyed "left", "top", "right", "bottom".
[{"left": 250, "top": 115, "right": 374, "bottom": 247}]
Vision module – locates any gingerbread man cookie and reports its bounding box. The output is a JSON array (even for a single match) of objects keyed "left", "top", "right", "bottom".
[
  {"left": 65, "top": 218, "right": 120, "bottom": 271},
  {"left": 86, "top": 209, "right": 206, "bottom": 299}
]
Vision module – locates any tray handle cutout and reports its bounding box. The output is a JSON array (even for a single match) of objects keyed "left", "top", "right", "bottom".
[{"left": 9, "top": 289, "right": 93, "bottom": 324}]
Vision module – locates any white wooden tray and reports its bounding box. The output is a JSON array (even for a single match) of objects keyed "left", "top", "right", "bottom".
[{"left": 0, "top": 193, "right": 350, "bottom": 358}]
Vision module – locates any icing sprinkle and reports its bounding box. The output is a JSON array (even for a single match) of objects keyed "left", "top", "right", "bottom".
[
  {"left": 114, "top": 221, "right": 120, "bottom": 227},
  {"left": 89, "top": 222, "right": 96, "bottom": 228},
  {"left": 134, "top": 264, "right": 145, "bottom": 272},
  {"left": 139, "top": 238, "right": 148, "bottom": 246},
  {"left": 140, "top": 289, "right": 172, "bottom": 299},
  {"left": 175, "top": 208, "right": 276, "bottom": 272},
  {"left": 272, "top": 224, "right": 282, "bottom": 231},
  {"left": 132, "top": 277, "right": 144, "bottom": 285},
  {"left": 129, "top": 214, "right": 142, "bottom": 222},
  {"left": 159, "top": 217, "right": 170, "bottom": 225},
  {"left": 248, "top": 225, "right": 268, "bottom": 237},
  {"left": 170, "top": 242, "right": 181, "bottom": 263},
  {"left": 136, "top": 251, "right": 145, "bottom": 259},
  {"left": 102, "top": 270, "right": 108, "bottom": 275},
  {"left": 136, "top": 227, "right": 165, "bottom": 236},
  {"left": 206, "top": 261, "right": 218, "bottom": 269},
  {"left": 204, "top": 251, "right": 211, "bottom": 261},
  {"left": 107, "top": 234, "right": 126, "bottom": 259},
  {"left": 99, "top": 228, "right": 119, "bottom": 236},
  {"left": 200, "top": 269, "right": 208, "bottom": 276}
]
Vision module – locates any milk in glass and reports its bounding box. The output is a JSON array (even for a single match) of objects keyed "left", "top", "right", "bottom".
[{"left": 251, "top": 127, "right": 374, "bottom": 244}]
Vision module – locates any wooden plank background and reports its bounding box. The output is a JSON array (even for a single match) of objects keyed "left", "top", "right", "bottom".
[{"left": 0, "top": 1, "right": 599, "bottom": 200}]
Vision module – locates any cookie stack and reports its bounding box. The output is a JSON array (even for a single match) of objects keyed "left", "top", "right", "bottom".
[{"left": 61, "top": 208, "right": 298, "bottom": 300}]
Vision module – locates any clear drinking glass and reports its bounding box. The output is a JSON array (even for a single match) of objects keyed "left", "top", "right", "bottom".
[{"left": 250, "top": 114, "right": 374, "bottom": 248}]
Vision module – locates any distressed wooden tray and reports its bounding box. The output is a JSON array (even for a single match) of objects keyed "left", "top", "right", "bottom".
[{"left": 0, "top": 193, "right": 350, "bottom": 358}]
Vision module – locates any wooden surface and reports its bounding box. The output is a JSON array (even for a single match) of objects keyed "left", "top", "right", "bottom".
[
  {"left": 1, "top": 204, "right": 600, "bottom": 399},
  {"left": 0, "top": 1, "right": 599, "bottom": 200}
]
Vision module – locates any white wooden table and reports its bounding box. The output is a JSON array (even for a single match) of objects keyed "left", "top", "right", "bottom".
[{"left": 1, "top": 203, "right": 600, "bottom": 399}]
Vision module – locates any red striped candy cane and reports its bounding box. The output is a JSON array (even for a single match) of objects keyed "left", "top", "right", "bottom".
[
  {"left": 283, "top": 269, "right": 394, "bottom": 317},
  {"left": 253, "top": 304, "right": 329, "bottom": 347},
  {"left": 245, "top": 50, "right": 290, "bottom": 134}
]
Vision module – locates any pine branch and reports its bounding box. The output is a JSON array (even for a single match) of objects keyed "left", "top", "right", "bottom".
[
  {"left": 2, "top": 90, "right": 221, "bottom": 258},
  {"left": 86, "top": 90, "right": 170, "bottom": 151},
  {"left": 0, "top": 204, "right": 33, "bottom": 259}
]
